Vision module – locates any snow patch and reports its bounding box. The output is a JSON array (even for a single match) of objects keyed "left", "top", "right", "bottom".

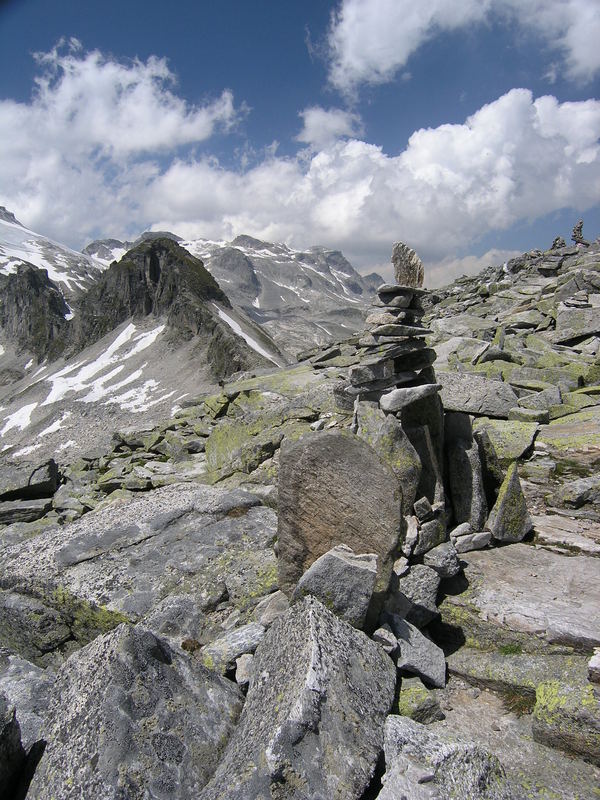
[
  {"left": 24, "top": 358, "right": 33, "bottom": 369},
  {"left": 1, "top": 402, "right": 38, "bottom": 435},
  {"left": 14, "top": 443, "right": 43, "bottom": 457},
  {"left": 212, "top": 304, "right": 279, "bottom": 364},
  {"left": 39, "top": 411, "right": 71, "bottom": 437}
]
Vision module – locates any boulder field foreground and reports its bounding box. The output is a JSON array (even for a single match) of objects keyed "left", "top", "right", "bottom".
[{"left": 1, "top": 235, "right": 600, "bottom": 799}]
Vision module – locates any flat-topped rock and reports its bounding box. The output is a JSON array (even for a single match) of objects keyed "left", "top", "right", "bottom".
[
  {"left": 440, "top": 544, "right": 600, "bottom": 651},
  {"left": 438, "top": 372, "right": 519, "bottom": 419},
  {"left": 377, "top": 283, "right": 428, "bottom": 297}
]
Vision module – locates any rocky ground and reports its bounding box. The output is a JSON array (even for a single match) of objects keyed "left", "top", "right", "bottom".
[{"left": 1, "top": 237, "right": 599, "bottom": 799}]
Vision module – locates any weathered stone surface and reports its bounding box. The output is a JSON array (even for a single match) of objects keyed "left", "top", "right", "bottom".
[
  {"left": 423, "top": 541, "right": 461, "bottom": 578},
  {"left": 0, "top": 484, "right": 279, "bottom": 652},
  {"left": 356, "top": 402, "right": 421, "bottom": 515},
  {"left": 199, "top": 623, "right": 266, "bottom": 673},
  {"left": 0, "top": 499, "right": 53, "bottom": 525},
  {"left": 387, "top": 565, "right": 440, "bottom": 628},
  {"left": 253, "top": 590, "right": 290, "bottom": 628},
  {"left": 413, "top": 517, "right": 446, "bottom": 557},
  {"left": 378, "top": 716, "right": 519, "bottom": 800},
  {"left": 292, "top": 545, "right": 377, "bottom": 629},
  {"left": 396, "top": 676, "right": 444, "bottom": 723},
  {"left": 0, "top": 649, "right": 53, "bottom": 752},
  {"left": 386, "top": 614, "right": 447, "bottom": 688},
  {"left": 555, "top": 304, "right": 600, "bottom": 343},
  {"left": 199, "top": 597, "right": 396, "bottom": 800},
  {"left": 454, "top": 530, "right": 492, "bottom": 553},
  {"left": 403, "top": 424, "right": 444, "bottom": 506},
  {"left": 555, "top": 473, "right": 600, "bottom": 509},
  {"left": 589, "top": 649, "right": 600, "bottom": 684},
  {"left": 391, "top": 242, "right": 425, "bottom": 288},
  {"left": 277, "top": 430, "right": 403, "bottom": 596},
  {"left": 486, "top": 462, "right": 532, "bottom": 543},
  {"left": 28, "top": 624, "right": 244, "bottom": 800},
  {"left": 518, "top": 385, "right": 561, "bottom": 410},
  {"left": 473, "top": 418, "right": 538, "bottom": 464},
  {"left": 372, "top": 624, "right": 398, "bottom": 656},
  {"left": 438, "top": 372, "right": 518, "bottom": 418},
  {"left": 439, "top": 544, "right": 600, "bottom": 652},
  {"left": 379, "top": 383, "right": 440, "bottom": 413},
  {"left": 532, "top": 679, "right": 600, "bottom": 766}
]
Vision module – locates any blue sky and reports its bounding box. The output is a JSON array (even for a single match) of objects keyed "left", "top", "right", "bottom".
[{"left": 0, "top": 0, "right": 599, "bottom": 285}]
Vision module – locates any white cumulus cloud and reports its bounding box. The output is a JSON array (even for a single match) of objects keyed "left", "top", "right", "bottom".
[
  {"left": 296, "top": 106, "right": 364, "bottom": 149},
  {"left": 327, "top": 0, "right": 600, "bottom": 93}
]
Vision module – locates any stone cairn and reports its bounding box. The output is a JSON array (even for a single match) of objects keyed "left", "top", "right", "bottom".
[{"left": 348, "top": 241, "right": 438, "bottom": 409}]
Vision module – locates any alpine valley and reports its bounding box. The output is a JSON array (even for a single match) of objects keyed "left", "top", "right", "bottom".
[{"left": 1, "top": 206, "right": 599, "bottom": 800}]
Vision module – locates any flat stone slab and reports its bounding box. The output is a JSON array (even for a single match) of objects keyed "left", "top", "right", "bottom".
[
  {"left": 437, "top": 372, "right": 518, "bottom": 418},
  {"left": 532, "top": 514, "right": 600, "bottom": 557},
  {"left": 443, "top": 544, "right": 600, "bottom": 651},
  {"left": 0, "top": 483, "right": 279, "bottom": 658},
  {"left": 538, "top": 406, "right": 600, "bottom": 451}
]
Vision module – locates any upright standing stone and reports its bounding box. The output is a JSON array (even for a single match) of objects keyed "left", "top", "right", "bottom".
[
  {"left": 391, "top": 242, "right": 425, "bottom": 288},
  {"left": 278, "top": 430, "right": 403, "bottom": 596}
]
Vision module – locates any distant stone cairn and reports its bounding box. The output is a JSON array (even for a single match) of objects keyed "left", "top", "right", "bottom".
[
  {"left": 551, "top": 236, "right": 566, "bottom": 250},
  {"left": 572, "top": 219, "right": 590, "bottom": 246},
  {"left": 391, "top": 242, "right": 425, "bottom": 288}
]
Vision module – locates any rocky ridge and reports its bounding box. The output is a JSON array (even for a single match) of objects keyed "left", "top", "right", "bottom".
[{"left": 0, "top": 234, "right": 599, "bottom": 798}]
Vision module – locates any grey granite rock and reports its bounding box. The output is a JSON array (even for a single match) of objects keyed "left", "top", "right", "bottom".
[
  {"left": 445, "top": 412, "right": 488, "bottom": 530},
  {"left": 199, "top": 597, "right": 396, "bottom": 800},
  {"left": 438, "top": 372, "right": 518, "bottom": 418},
  {"left": 391, "top": 242, "right": 425, "bottom": 288},
  {"left": 253, "top": 590, "right": 290, "bottom": 627},
  {"left": 454, "top": 530, "right": 492, "bottom": 553},
  {"left": 413, "top": 517, "right": 446, "bottom": 557},
  {"left": 277, "top": 430, "right": 402, "bottom": 597},
  {"left": 28, "top": 624, "right": 244, "bottom": 800},
  {"left": 292, "top": 544, "right": 377, "bottom": 629},
  {"left": 379, "top": 383, "right": 441, "bottom": 413},
  {"left": 0, "top": 649, "right": 54, "bottom": 752},
  {"left": 423, "top": 541, "right": 462, "bottom": 578},
  {"left": 387, "top": 565, "right": 441, "bottom": 628},
  {"left": 0, "top": 499, "right": 53, "bottom": 524},
  {"left": 0, "top": 693, "right": 26, "bottom": 799},
  {"left": 387, "top": 614, "right": 447, "bottom": 688},
  {"left": 0, "top": 459, "right": 60, "bottom": 501},
  {"left": 199, "top": 622, "right": 266, "bottom": 673},
  {"left": 396, "top": 676, "right": 445, "bottom": 724},
  {"left": 378, "top": 716, "right": 520, "bottom": 800}
]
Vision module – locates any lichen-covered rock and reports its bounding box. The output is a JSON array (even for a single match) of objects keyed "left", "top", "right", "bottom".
[
  {"left": 378, "top": 716, "right": 520, "bottom": 800},
  {"left": 27, "top": 624, "right": 244, "bottom": 800},
  {"left": 199, "top": 597, "right": 396, "bottom": 800},
  {"left": 292, "top": 544, "right": 377, "bottom": 629},
  {"left": 472, "top": 419, "right": 538, "bottom": 465},
  {"left": 445, "top": 412, "right": 488, "bottom": 530},
  {"left": 532, "top": 679, "right": 600, "bottom": 766},
  {"left": 486, "top": 462, "right": 532, "bottom": 543},
  {"left": 277, "top": 430, "right": 403, "bottom": 596},
  {"left": 396, "top": 676, "right": 444, "bottom": 723},
  {"left": 356, "top": 402, "right": 421, "bottom": 515}
]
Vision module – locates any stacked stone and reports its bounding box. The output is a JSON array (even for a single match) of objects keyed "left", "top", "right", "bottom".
[{"left": 348, "top": 241, "right": 441, "bottom": 414}]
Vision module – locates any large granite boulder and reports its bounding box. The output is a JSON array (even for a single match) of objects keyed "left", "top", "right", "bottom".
[
  {"left": 27, "top": 624, "right": 244, "bottom": 800},
  {"left": 0, "top": 693, "right": 27, "bottom": 799},
  {"left": 277, "top": 430, "right": 403, "bottom": 596},
  {"left": 199, "top": 597, "right": 396, "bottom": 800}
]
